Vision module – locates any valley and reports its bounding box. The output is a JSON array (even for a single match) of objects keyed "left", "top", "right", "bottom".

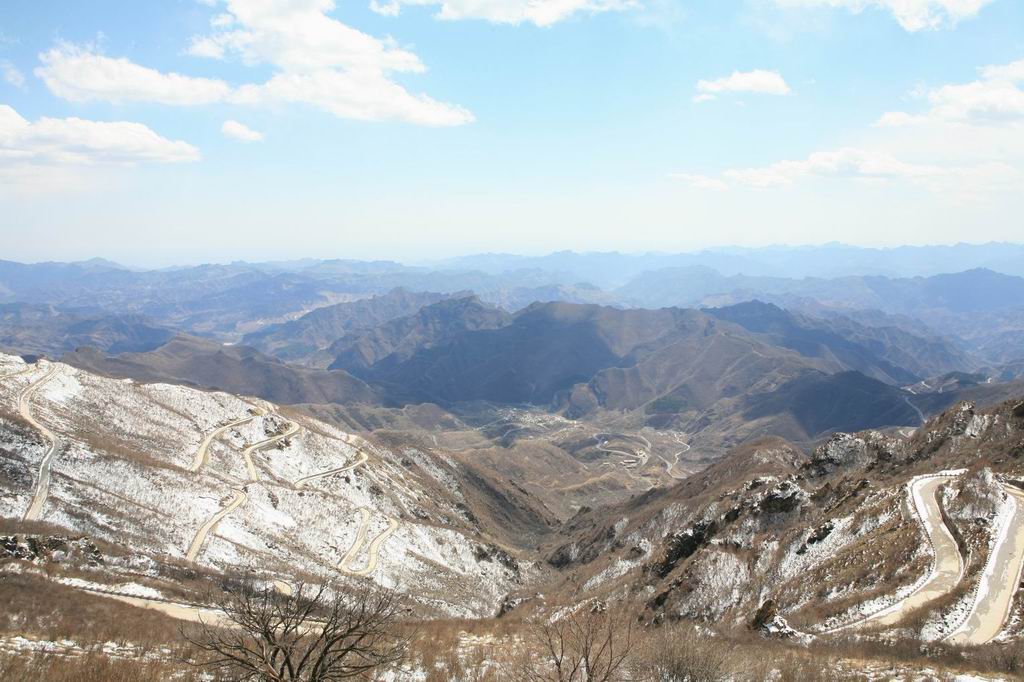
[{"left": 2, "top": 249, "right": 1024, "bottom": 679}]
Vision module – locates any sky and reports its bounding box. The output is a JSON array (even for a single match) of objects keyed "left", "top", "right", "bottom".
[{"left": 1, "top": 0, "right": 1023, "bottom": 267}]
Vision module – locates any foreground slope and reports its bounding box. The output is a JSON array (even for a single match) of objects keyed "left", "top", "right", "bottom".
[{"left": 0, "top": 353, "right": 536, "bottom": 617}]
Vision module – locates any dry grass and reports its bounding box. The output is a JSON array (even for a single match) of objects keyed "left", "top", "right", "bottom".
[
  {"left": 0, "top": 571, "right": 185, "bottom": 646},
  {"left": 0, "top": 651, "right": 193, "bottom": 682}
]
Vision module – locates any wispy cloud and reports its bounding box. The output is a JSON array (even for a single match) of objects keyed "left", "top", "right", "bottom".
[
  {"left": 221, "top": 119, "right": 264, "bottom": 142},
  {"left": 1, "top": 60, "right": 25, "bottom": 88},
  {"left": 772, "top": 0, "right": 996, "bottom": 32},
  {"left": 694, "top": 69, "right": 790, "bottom": 102},
  {"left": 878, "top": 58, "right": 1024, "bottom": 126},
  {"left": 368, "top": 0, "right": 637, "bottom": 27}
]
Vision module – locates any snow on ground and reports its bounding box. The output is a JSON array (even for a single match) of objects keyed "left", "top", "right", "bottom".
[
  {"left": 0, "top": 634, "right": 174, "bottom": 661},
  {"left": 0, "top": 356, "right": 523, "bottom": 617},
  {"left": 58, "top": 576, "right": 165, "bottom": 600}
]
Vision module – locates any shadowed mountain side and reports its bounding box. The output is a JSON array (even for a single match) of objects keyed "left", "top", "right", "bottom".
[
  {"left": 62, "top": 336, "right": 379, "bottom": 406},
  {"left": 742, "top": 370, "right": 919, "bottom": 439},
  {"left": 705, "top": 301, "right": 972, "bottom": 384},
  {"left": 243, "top": 288, "right": 454, "bottom": 364},
  {"left": 361, "top": 303, "right": 714, "bottom": 406},
  {"left": 328, "top": 296, "right": 512, "bottom": 375},
  {"left": 0, "top": 303, "right": 174, "bottom": 358}
]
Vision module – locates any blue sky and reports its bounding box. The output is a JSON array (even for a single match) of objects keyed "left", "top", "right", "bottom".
[{"left": 1, "top": 0, "right": 1022, "bottom": 266}]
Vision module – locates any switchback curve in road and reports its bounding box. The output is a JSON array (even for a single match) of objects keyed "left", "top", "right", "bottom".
[
  {"left": 241, "top": 420, "right": 298, "bottom": 482},
  {"left": 338, "top": 508, "right": 399, "bottom": 577},
  {"left": 189, "top": 411, "right": 261, "bottom": 472},
  {"left": 294, "top": 450, "right": 367, "bottom": 489},
  {"left": 947, "top": 484, "right": 1024, "bottom": 645},
  {"left": 850, "top": 475, "right": 964, "bottom": 631},
  {"left": 21, "top": 363, "right": 62, "bottom": 522},
  {"left": 338, "top": 508, "right": 371, "bottom": 572},
  {"left": 186, "top": 488, "right": 248, "bottom": 562}
]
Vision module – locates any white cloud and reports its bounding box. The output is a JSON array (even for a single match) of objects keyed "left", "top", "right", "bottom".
[
  {"left": 231, "top": 69, "right": 473, "bottom": 126},
  {"left": 36, "top": 43, "right": 231, "bottom": 105},
  {"left": 679, "top": 57, "right": 1024, "bottom": 201},
  {"left": 670, "top": 172, "right": 728, "bottom": 191},
  {"left": 187, "top": 0, "right": 471, "bottom": 125},
  {"left": 187, "top": 0, "right": 425, "bottom": 73},
  {"left": 695, "top": 69, "right": 791, "bottom": 101},
  {"left": 0, "top": 103, "right": 199, "bottom": 191},
  {"left": 773, "top": 0, "right": 995, "bottom": 31},
  {"left": 221, "top": 119, "right": 264, "bottom": 142},
  {"left": 674, "top": 147, "right": 1022, "bottom": 199},
  {"left": 367, "top": 0, "right": 635, "bottom": 26},
  {"left": 722, "top": 147, "right": 946, "bottom": 187},
  {"left": 879, "top": 58, "right": 1024, "bottom": 126},
  {"left": 36, "top": 1, "right": 473, "bottom": 127},
  {"left": 1, "top": 60, "right": 24, "bottom": 88}
]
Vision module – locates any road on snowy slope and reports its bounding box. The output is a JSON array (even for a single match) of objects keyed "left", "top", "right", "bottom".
[
  {"left": 1, "top": 364, "right": 33, "bottom": 380},
  {"left": 338, "top": 508, "right": 399, "bottom": 577},
  {"left": 948, "top": 483, "right": 1024, "bottom": 645},
  {"left": 189, "top": 410, "right": 262, "bottom": 472},
  {"left": 242, "top": 420, "right": 299, "bottom": 482},
  {"left": 185, "top": 489, "right": 248, "bottom": 562},
  {"left": 856, "top": 475, "right": 964, "bottom": 630},
  {"left": 295, "top": 450, "right": 367, "bottom": 488},
  {"left": 20, "top": 363, "right": 61, "bottom": 522},
  {"left": 186, "top": 417, "right": 297, "bottom": 562}
]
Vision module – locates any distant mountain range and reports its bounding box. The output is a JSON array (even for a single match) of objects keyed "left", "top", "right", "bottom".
[
  {"left": 4, "top": 248, "right": 1024, "bottom": 455},
  {"left": 59, "top": 296, "right": 996, "bottom": 451}
]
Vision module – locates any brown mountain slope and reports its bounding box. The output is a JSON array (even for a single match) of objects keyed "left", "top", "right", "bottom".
[
  {"left": 242, "top": 288, "right": 453, "bottom": 364},
  {"left": 62, "top": 335, "right": 379, "bottom": 406}
]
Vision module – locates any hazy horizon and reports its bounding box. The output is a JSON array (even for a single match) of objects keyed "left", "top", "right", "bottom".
[{"left": 1, "top": 239, "right": 1023, "bottom": 271}]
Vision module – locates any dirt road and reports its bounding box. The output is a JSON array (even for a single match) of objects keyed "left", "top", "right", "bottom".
[
  {"left": 295, "top": 450, "right": 367, "bottom": 488},
  {"left": 338, "top": 508, "right": 398, "bottom": 577},
  {"left": 904, "top": 395, "right": 926, "bottom": 425},
  {"left": 189, "top": 411, "right": 261, "bottom": 472},
  {"left": 947, "top": 484, "right": 1024, "bottom": 645},
  {"left": 20, "top": 363, "right": 61, "bottom": 522},
  {"left": 241, "top": 420, "right": 298, "bottom": 482},
  {"left": 856, "top": 475, "right": 964, "bottom": 629},
  {"left": 185, "top": 489, "right": 248, "bottom": 562}
]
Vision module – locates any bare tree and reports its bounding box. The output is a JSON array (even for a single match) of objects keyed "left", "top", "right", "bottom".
[
  {"left": 184, "top": 581, "right": 408, "bottom": 681},
  {"left": 517, "top": 602, "right": 633, "bottom": 682}
]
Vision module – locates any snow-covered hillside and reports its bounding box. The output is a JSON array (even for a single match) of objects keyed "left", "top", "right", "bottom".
[{"left": 0, "top": 353, "right": 527, "bottom": 617}]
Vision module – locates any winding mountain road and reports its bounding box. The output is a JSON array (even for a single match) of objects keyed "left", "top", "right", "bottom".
[
  {"left": 855, "top": 475, "right": 964, "bottom": 630},
  {"left": 20, "top": 363, "right": 62, "bottom": 522},
  {"left": 189, "top": 410, "right": 262, "bottom": 472},
  {"left": 660, "top": 445, "right": 689, "bottom": 480},
  {"left": 295, "top": 450, "right": 367, "bottom": 489},
  {"left": 338, "top": 508, "right": 399, "bottom": 577},
  {"left": 186, "top": 415, "right": 296, "bottom": 561},
  {"left": 241, "top": 420, "right": 298, "bottom": 482},
  {"left": 947, "top": 484, "right": 1024, "bottom": 645},
  {"left": 904, "top": 395, "right": 926, "bottom": 425},
  {"left": 185, "top": 489, "right": 248, "bottom": 562},
  {"left": 1, "top": 364, "right": 33, "bottom": 380}
]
